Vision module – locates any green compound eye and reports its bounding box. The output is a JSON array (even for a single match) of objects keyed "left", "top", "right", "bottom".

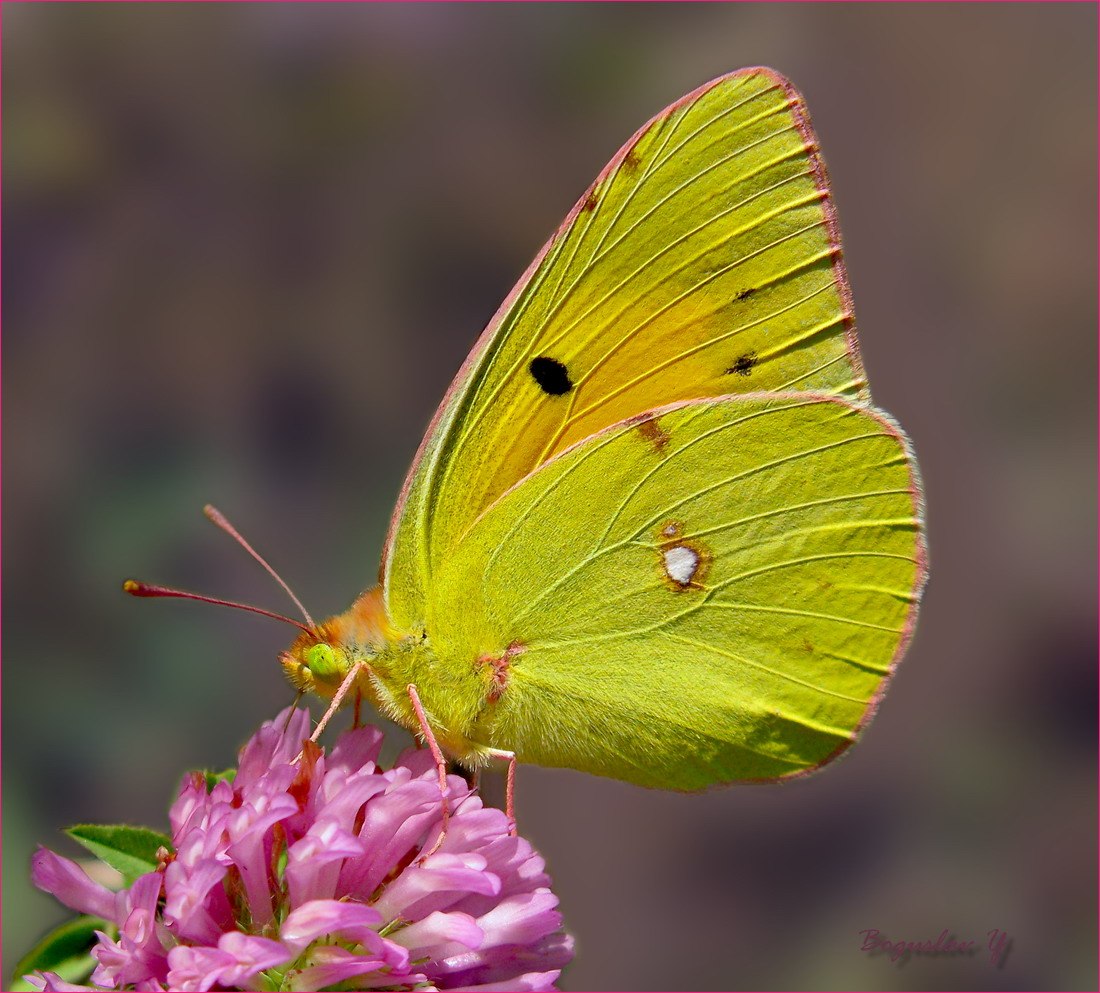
[{"left": 304, "top": 643, "right": 343, "bottom": 683}]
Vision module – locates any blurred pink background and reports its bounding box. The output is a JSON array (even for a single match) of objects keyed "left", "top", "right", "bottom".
[{"left": 4, "top": 4, "right": 1096, "bottom": 990}]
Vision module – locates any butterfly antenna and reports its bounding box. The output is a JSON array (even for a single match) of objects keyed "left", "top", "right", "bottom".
[
  {"left": 203, "top": 504, "right": 316, "bottom": 629},
  {"left": 122, "top": 580, "right": 314, "bottom": 635}
]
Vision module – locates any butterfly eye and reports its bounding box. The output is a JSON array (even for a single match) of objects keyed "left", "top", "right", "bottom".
[{"left": 305, "top": 643, "right": 344, "bottom": 683}]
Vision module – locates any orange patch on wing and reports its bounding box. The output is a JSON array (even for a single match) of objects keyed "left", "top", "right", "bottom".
[{"left": 628, "top": 413, "right": 670, "bottom": 453}]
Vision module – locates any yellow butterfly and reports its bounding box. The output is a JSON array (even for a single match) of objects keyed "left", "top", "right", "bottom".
[{"left": 134, "top": 68, "right": 926, "bottom": 804}]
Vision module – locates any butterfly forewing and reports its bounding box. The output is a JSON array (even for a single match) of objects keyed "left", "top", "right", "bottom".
[{"left": 384, "top": 69, "right": 865, "bottom": 629}]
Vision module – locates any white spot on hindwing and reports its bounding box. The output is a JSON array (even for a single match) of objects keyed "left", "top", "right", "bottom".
[
  {"left": 656, "top": 520, "right": 711, "bottom": 591},
  {"left": 663, "top": 545, "right": 700, "bottom": 586}
]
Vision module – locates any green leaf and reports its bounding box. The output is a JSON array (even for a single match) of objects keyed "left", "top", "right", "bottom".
[
  {"left": 204, "top": 767, "right": 236, "bottom": 791},
  {"left": 65, "top": 824, "right": 172, "bottom": 884},
  {"left": 9, "top": 914, "right": 106, "bottom": 990}
]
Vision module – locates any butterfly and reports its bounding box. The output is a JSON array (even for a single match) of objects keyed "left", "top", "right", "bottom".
[{"left": 133, "top": 68, "right": 926, "bottom": 804}]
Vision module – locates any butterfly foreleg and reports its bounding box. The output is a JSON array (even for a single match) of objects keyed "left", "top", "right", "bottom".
[{"left": 308, "top": 661, "right": 367, "bottom": 743}]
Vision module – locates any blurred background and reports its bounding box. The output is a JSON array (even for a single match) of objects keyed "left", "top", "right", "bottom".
[{"left": 4, "top": 4, "right": 1096, "bottom": 990}]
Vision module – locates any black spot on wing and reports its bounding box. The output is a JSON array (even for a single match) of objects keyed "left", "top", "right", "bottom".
[
  {"left": 529, "top": 356, "right": 573, "bottom": 395},
  {"left": 726, "top": 351, "right": 758, "bottom": 377}
]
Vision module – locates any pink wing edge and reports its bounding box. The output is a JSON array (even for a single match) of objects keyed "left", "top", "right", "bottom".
[{"left": 378, "top": 67, "right": 868, "bottom": 604}]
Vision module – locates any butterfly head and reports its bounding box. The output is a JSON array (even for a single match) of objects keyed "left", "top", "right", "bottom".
[
  {"left": 279, "top": 631, "right": 353, "bottom": 697},
  {"left": 278, "top": 585, "right": 394, "bottom": 700}
]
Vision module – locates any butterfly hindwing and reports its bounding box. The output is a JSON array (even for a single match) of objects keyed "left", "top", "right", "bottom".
[
  {"left": 384, "top": 69, "right": 866, "bottom": 629},
  {"left": 424, "top": 395, "right": 924, "bottom": 789}
]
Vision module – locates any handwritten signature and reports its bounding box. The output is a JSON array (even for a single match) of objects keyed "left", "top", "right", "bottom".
[{"left": 859, "top": 927, "right": 1012, "bottom": 967}]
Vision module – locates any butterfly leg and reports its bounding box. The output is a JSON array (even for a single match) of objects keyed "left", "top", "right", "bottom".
[
  {"left": 484, "top": 747, "right": 517, "bottom": 834},
  {"left": 353, "top": 690, "right": 362, "bottom": 729},
  {"left": 309, "top": 662, "right": 365, "bottom": 743},
  {"left": 407, "top": 683, "right": 451, "bottom": 860}
]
